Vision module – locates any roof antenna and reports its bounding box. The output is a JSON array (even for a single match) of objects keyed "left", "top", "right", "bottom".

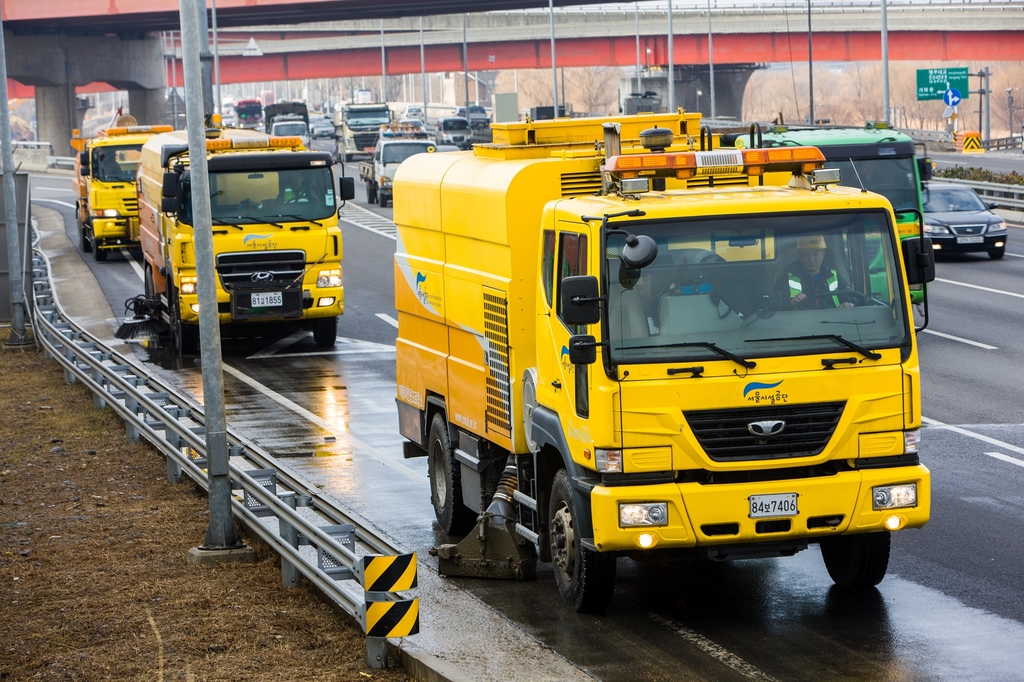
[{"left": 848, "top": 157, "right": 868, "bottom": 193}]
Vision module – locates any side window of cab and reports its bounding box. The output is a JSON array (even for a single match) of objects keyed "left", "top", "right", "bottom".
[
  {"left": 555, "top": 232, "right": 588, "bottom": 331},
  {"left": 542, "top": 230, "right": 555, "bottom": 308}
]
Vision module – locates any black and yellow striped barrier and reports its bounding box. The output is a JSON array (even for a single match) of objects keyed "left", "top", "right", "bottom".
[
  {"left": 958, "top": 131, "right": 985, "bottom": 154},
  {"left": 364, "top": 597, "right": 420, "bottom": 637},
  {"left": 358, "top": 552, "right": 419, "bottom": 637}
]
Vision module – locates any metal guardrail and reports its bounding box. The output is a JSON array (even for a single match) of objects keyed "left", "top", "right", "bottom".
[
  {"left": 28, "top": 238, "right": 418, "bottom": 667},
  {"left": 897, "top": 129, "right": 953, "bottom": 144},
  {"left": 930, "top": 177, "right": 1024, "bottom": 210},
  {"left": 46, "top": 156, "right": 76, "bottom": 170},
  {"left": 981, "top": 136, "right": 1023, "bottom": 151}
]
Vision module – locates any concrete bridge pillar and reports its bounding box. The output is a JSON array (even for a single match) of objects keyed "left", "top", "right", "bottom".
[
  {"left": 128, "top": 89, "right": 168, "bottom": 128},
  {"left": 5, "top": 33, "right": 164, "bottom": 156},
  {"left": 621, "top": 64, "right": 761, "bottom": 121}
]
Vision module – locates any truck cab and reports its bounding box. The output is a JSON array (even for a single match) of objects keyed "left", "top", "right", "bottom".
[
  {"left": 360, "top": 127, "right": 434, "bottom": 208},
  {"left": 72, "top": 123, "right": 173, "bottom": 261}
]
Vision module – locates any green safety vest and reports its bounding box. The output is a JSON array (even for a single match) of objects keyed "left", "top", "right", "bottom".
[{"left": 789, "top": 269, "right": 841, "bottom": 308}]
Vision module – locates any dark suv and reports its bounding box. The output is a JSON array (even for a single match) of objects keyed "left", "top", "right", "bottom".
[{"left": 924, "top": 183, "right": 1008, "bottom": 259}]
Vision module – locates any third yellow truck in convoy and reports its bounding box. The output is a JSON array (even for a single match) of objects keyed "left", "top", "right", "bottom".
[{"left": 393, "top": 112, "right": 936, "bottom": 612}]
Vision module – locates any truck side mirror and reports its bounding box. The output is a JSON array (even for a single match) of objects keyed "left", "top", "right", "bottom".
[
  {"left": 902, "top": 237, "right": 935, "bottom": 285},
  {"left": 161, "top": 196, "right": 179, "bottom": 213},
  {"left": 338, "top": 176, "right": 355, "bottom": 202},
  {"left": 917, "top": 157, "right": 933, "bottom": 182},
  {"left": 560, "top": 275, "right": 602, "bottom": 326},
  {"left": 80, "top": 166, "right": 89, "bottom": 176},
  {"left": 161, "top": 171, "right": 179, "bottom": 199},
  {"left": 568, "top": 334, "right": 597, "bottom": 365},
  {"left": 79, "top": 151, "right": 90, "bottom": 173}
]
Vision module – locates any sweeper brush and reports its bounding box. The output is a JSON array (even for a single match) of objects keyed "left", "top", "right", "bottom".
[{"left": 115, "top": 295, "right": 163, "bottom": 340}]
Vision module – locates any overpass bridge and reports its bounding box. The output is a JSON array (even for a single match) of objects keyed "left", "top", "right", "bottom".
[{"left": 6, "top": 1, "right": 1022, "bottom": 154}]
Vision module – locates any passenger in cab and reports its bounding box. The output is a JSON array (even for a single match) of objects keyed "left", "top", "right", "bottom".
[{"left": 777, "top": 234, "right": 854, "bottom": 309}]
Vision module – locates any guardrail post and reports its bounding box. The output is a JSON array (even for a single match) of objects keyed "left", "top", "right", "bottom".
[
  {"left": 279, "top": 491, "right": 300, "bottom": 588},
  {"left": 91, "top": 364, "right": 107, "bottom": 410},
  {"left": 366, "top": 636, "right": 388, "bottom": 669},
  {"left": 124, "top": 375, "right": 140, "bottom": 443}
]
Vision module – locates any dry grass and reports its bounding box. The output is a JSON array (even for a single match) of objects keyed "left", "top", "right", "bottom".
[{"left": 0, "top": 329, "right": 410, "bottom": 681}]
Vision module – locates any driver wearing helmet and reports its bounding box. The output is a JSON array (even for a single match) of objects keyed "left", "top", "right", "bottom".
[{"left": 776, "top": 234, "right": 854, "bottom": 309}]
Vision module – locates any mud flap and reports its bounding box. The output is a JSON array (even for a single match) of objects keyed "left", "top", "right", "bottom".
[{"left": 430, "top": 514, "right": 537, "bottom": 581}]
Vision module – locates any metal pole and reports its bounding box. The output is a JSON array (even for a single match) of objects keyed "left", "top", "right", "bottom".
[
  {"left": 1008, "top": 90, "right": 1014, "bottom": 142},
  {"left": 667, "top": 0, "right": 674, "bottom": 113},
  {"left": 0, "top": 18, "right": 27, "bottom": 346},
  {"left": 636, "top": 3, "right": 642, "bottom": 95},
  {"left": 420, "top": 16, "right": 427, "bottom": 122},
  {"left": 708, "top": 0, "right": 716, "bottom": 119},
  {"left": 171, "top": 32, "right": 179, "bottom": 129},
  {"left": 211, "top": 0, "right": 221, "bottom": 114},
  {"left": 177, "top": 0, "right": 241, "bottom": 550},
  {"left": 475, "top": 71, "right": 480, "bottom": 105},
  {"left": 194, "top": 0, "right": 214, "bottom": 117},
  {"left": 880, "top": 0, "right": 890, "bottom": 124},
  {"left": 381, "top": 20, "right": 386, "bottom": 102},
  {"left": 807, "top": 0, "right": 814, "bottom": 125},
  {"left": 984, "top": 67, "right": 991, "bottom": 141},
  {"left": 463, "top": 14, "right": 470, "bottom": 116},
  {"left": 549, "top": 0, "right": 558, "bottom": 113}
]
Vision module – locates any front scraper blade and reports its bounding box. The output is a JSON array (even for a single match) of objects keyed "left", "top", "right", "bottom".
[{"left": 430, "top": 515, "right": 537, "bottom": 581}]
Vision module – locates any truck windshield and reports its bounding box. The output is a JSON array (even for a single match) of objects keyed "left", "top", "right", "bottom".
[
  {"left": 235, "top": 102, "right": 262, "bottom": 121},
  {"left": 382, "top": 142, "right": 433, "bottom": 164},
  {"left": 91, "top": 145, "right": 143, "bottom": 183},
  {"left": 827, "top": 156, "right": 918, "bottom": 212},
  {"left": 604, "top": 210, "right": 909, "bottom": 366},
  {"left": 346, "top": 110, "right": 390, "bottom": 126},
  {"left": 272, "top": 122, "right": 308, "bottom": 137},
  {"left": 443, "top": 119, "right": 470, "bottom": 131},
  {"left": 181, "top": 167, "right": 335, "bottom": 225}
]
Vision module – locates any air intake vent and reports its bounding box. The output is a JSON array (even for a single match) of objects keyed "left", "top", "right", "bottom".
[
  {"left": 560, "top": 171, "right": 602, "bottom": 197},
  {"left": 684, "top": 402, "right": 845, "bottom": 462},
  {"left": 483, "top": 288, "right": 512, "bottom": 438}
]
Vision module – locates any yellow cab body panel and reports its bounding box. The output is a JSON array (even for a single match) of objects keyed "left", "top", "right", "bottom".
[
  {"left": 137, "top": 127, "right": 344, "bottom": 351},
  {"left": 393, "top": 112, "right": 929, "bottom": 607}
]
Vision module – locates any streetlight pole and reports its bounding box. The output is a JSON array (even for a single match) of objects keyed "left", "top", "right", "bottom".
[
  {"left": 549, "top": 0, "right": 558, "bottom": 114},
  {"left": 667, "top": 0, "right": 674, "bottom": 113},
  {"left": 807, "top": 0, "right": 814, "bottom": 125},
  {"left": 463, "top": 14, "right": 470, "bottom": 118},
  {"left": 0, "top": 17, "right": 28, "bottom": 346},
  {"left": 211, "top": 0, "right": 221, "bottom": 114},
  {"left": 635, "top": 3, "right": 642, "bottom": 96},
  {"left": 420, "top": 16, "right": 427, "bottom": 123},
  {"left": 707, "top": 0, "right": 716, "bottom": 119},
  {"left": 380, "top": 20, "right": 387, "bottom": 103},
  {"left": 881, "top": 0, "right": 890, "bottom": 124}
]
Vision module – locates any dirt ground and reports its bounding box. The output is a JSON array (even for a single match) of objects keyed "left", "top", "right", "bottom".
[{"left": 0, "top": 328, "right": 411, "bottom": 681}]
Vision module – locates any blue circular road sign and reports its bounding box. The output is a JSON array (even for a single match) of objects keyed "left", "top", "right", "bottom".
[{"left": 943, "top": 88, "right": 962, "bottom": 107}]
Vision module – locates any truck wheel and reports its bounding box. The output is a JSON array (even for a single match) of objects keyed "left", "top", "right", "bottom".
[
  {"left": 366, "top": 181, "right": 377, "bottom": 204},
  {"left": 820, "top": 532, "right": 890, "bottom": 588},
  {"left": 380, "top": 194, "right": 389, "bottom": 209},
  {"left": 93, "top": 242, "right": 107, "bottom": 262},
  {"left": 344, "top": 153, "right": 353, "bottom": 163},
  {"left": 312, "top": 317, "right": 337, "bottom": 347},
  {"left": 80, "top": 224, "right": 92, "bottom": 253},
  {"left": 549, "top": 468, "right": 616, "bottom": 613},
  {"left": 170, "top": 287, "right": 199, "bottom": 355},
  {"left": 144, "top": 263, "right": 155, "bottom": 300},
  {"left": 989, "top": 247, "right": 1005, "bottom": 260},
  {"left": 427, "top": 412, "right": 477, "bottom": 536}
]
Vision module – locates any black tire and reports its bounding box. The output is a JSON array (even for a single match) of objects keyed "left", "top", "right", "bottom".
[
  {"left": 989, "top": 247, "right": 1005, "bottom": 260},
  {"left": 344, "top": 153, "right": 353, "bottom": 163},
  {"left": 80, "top": 224, "right": 92, "bottom": 253},
  {"left": 427, "top": 412, "right": 476, "bottom": 536},
  {"left": 143, "top": 263, "right": 155, "bottom": 300},
  {"left": 93, "top": 241, "right": 107, "bottom": 261},
  {"left": 380, "top": 194, "right": 389, "bottom": 209},
  {"left": 549, "top": 468, "right": 616, "bottom": 613},
  {"left": 170, "top": 286, "right": 199, "bottom": 356},
  {"left": 820, "top": 532, "right": 891, "bottom": 588},
  {"left": 366, "top": 181, "right": 377, "bottom": 204},
  {"left": 312, "top": 316, "right": 337, "bottom": 347}
]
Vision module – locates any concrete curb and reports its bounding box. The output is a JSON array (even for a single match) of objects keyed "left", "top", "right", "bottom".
[{"left": 387, "top": 639, "right": 478, "bottom": 682}]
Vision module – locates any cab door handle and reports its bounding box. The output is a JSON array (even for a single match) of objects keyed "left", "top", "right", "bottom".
[{"left": 551, "top": 380, "right": 562, "bottom": 389}]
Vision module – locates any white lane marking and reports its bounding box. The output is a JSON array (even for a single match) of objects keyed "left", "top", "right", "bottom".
[
  {"left": 219, "top": 363, "right": 426, "bottom": 486},
  {"left": 920, "top": 329, "right": 997, "bottom": 350},
  {"left": 923, "top": 416, "right": 1024, "bottom": 459},
  {"left": 1004, "top": 253, "right": 1024, "bottom": 259},
  {"left": 985, "top": 452, "right": 1024, "bottom": 469},
  {"left": 32, "top": 187, "right": 76, "bottom": 194},
  {"left": 248, "top": 330, "right": 309, "bottom": 359},
  {"left": 264, "top": 347, "right": 395, "bottom": 359},
  {"left": 648, "top": 614, "right": 778, "bottom": 681},
  {"left": 33, "top": 198, "right": 76, "bottom": 209},
  {"left": 376, "top": 313, "right": 398, "bottom": 328},
  {"left": 338, "top": 202, "right": 397, "bottom": 240},
  {"left": 935, "top": 277, "right": 1024, "bottom": 300},
  {"left": 121, "top": 249, "right": 145, "bottom": 280}
]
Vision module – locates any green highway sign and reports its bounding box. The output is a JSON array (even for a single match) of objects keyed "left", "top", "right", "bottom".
[{"left": 917, "top": 68, "right": 970, "bottom": 101}]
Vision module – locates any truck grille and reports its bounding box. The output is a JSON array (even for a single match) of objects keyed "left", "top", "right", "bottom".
[
  {"left": 216, "top": 250, "right": 306, "bottom": 292},
  {"left": 353, "top": 132, "right": 378, "bottom": 150},
  {"left": 121, "top": 196, "right": 139, "bottom": 214},
  {"left": 683, "top": 402, "right": 845, "bottom": 462}
]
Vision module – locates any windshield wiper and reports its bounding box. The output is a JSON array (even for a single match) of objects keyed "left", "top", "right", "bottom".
[
  {"left": 746, "top": 334, "right": 881, "bottom": 361},
  {"left": 276, "top": 214, "right": 325, "bottom": 228},
  {"left": 615, "top": 341, "right": 756, "bottom": 369},
  {"left": 210, "top": 217, "right": 244, "bottom": 230},
  {"left": 220, "top": 215, "right": 286, "bottom": 230}
]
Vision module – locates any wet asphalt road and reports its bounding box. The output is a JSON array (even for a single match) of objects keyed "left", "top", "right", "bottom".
[{"left": 31, "top": 156, "right": 1024, "bottom": 680}]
